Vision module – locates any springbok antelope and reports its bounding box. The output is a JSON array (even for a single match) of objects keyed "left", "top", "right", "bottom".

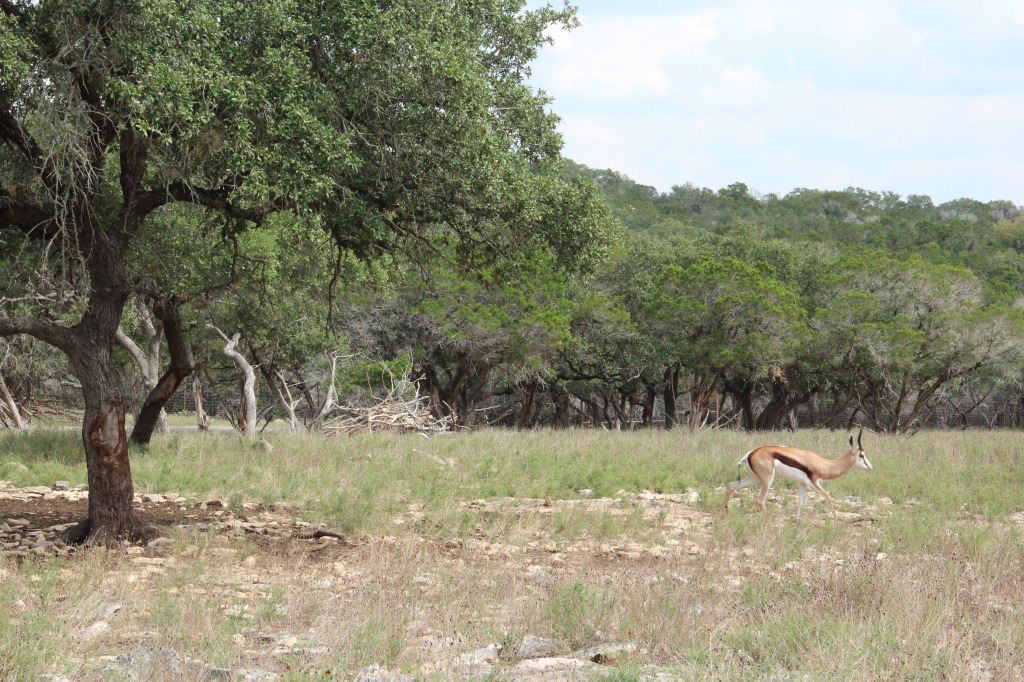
[{"left": 723, "top": 429, "right": 873, "bottom": 519}]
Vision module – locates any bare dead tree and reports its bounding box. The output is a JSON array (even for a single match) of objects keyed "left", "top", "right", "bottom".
[
  {"left": 193, "top": 373, "right": 209, "bottom": 431},
  {"left": 211, "top": 327, "right": 257, "bottom": 436},
  {"left": 272, "top": 370, "right": 303, "bottom": 434},
  {"left": 0, "top": 371, "right": 27, "bottom": 430}
]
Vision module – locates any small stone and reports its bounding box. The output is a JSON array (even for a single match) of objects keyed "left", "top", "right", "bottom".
[
  {"left": 53, "top": 481, "right": 70, "bottom": 490},
  {"left": 517, "top": 635, "right": 562, "bottom": 659},
  {"left": 142, "top": 493, "right": 165, "bottom": 504},
  {"left": 76, "top": 620, "right": 111, "bottom": 641},
  {"left": 354, "top": 667, "right": 416, "bottom": 682},
  {"left": 460, "top": 644, "right": 501, "bottom": 665},
  {"left": 6, "top": 518, "right": 29, "bottom": 528},
  {"left": 148, "top": 537, "right": 175, "bottom": 548},
  {"left": 201, "top": 668, "right": 232, "bottom": 681},
  {"left": 100, "top": 597, "right": 127, "bottom": 618},
  {"left": 234, "top": 669, "right": 279, "bottom": 682},
  {"left": 110, "top": 647, "right": 183, "bottom": 678},
  {"left": 205, "top": 499, "right": 225, "bottom": 508}
]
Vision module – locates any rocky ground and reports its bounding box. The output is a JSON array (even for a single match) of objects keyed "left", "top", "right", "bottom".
[{"left": 8, "top": 480, "right": 1015, "bottom": 681}]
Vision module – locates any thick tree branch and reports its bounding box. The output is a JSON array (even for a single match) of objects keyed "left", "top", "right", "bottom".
[
  {"left": 0, "top": 105, "right": 44, "bottom": 167},
  {"left": 129, "top": 298, "right": 193, "bottom": 444},
  {"left": 115, "top": 327, "right": 148, "bottom": 375},
  {"left": 136, "top": 179, "right": 290, "bottom": 225},
  {"left": 0, "top": 316, "right": 73, "bottom": 353},
  {"left": 0, "top": 191, "right": 61, "bottom": 240}
]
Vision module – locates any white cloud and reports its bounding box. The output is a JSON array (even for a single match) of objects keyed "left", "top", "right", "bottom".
[
  {"left": 529, "top": 1, "right": 1024, "bottom": 203},
  {"left": 543, "top": 11, "right": 719, "bottom": 99}
]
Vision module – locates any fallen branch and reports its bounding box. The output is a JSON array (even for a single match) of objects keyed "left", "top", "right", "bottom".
[{"left": 322, "top": 373, "right": 454, "bottom": 436}]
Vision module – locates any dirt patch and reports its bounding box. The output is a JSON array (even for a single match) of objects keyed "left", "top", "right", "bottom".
[
  {"left": 0, "top": 495, "right": 227, "bottom": 530},
  {"left": 6, "top": 484, "right": 959, "bottom": 682}
]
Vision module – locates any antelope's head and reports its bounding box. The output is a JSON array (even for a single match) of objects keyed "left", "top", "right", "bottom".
[{"left": 849, "top": 428, "right": 873, "bottom": 471}]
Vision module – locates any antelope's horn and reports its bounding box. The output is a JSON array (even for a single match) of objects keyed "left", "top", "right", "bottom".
[{"left": 857, "top": 427, "right": 863, "bottom": 448}]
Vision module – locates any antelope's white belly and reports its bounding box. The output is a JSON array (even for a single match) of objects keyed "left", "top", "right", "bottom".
[{"left": 773, "top": 460, "right": 812, "bottom": 486}]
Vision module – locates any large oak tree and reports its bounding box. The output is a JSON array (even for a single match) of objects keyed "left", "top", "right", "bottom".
[{"left": 0, "top": 0, "right": 611, "bottom": 544}]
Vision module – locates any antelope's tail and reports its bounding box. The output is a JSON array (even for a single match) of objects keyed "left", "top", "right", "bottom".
[{"left": 736, "top": 450, "right": 754, "bottom": 482}]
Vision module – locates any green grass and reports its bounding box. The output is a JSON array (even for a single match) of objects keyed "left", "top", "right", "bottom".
[
  {"left": 2, "top": 427, "right": 1023, "bottom": 681},
  {"left": 2, "top": 428, "right": 1022, "bottom": 529}
]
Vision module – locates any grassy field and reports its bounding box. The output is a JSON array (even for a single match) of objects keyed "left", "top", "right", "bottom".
[{"left": 1, "top": 428, "right": 1022, "bottom": 680}]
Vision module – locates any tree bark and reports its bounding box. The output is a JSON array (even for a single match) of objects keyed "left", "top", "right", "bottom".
[
  {"left": 215, "top": 329, "right": 257, "bottom": 436},
  {"left": 641, "top": 384, "right": 655, "bottom": 428},
  {"left": 0, "top": 371, "right": 27, "bottom": 429},
  {"left": 194, "top": 374, "right": 210, "bottom": 431},
  {"left": 67, "top": 345, "right": 149, "bottom": 544},
  {"left": 662, "top": 364, "right": 678, "bottom": 429},
  {"left": 63, "top": 253, "right": 155, "bottom": 545},
  {"left": 130, "top": 298, "right": 193, "bottom": 444},
  {"left": 520, "top": 379, "right": 538, "bottom": 428},
  {"left": 273, "top": 370, "right": 302, "bottom": 433},
  {"left": 116, "top": 300, "right": 169, "bottom": 436},
  {"left": 723, "top": 377, "right": 756, "bottom": 431}
]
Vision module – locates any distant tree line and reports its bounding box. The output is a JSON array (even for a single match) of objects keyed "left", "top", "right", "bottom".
[{"left": 7, "top": 163, "right": 1021, "bottom": 436}]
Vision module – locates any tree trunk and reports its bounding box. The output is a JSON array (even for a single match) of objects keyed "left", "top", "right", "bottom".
[
  {"left": 0, "top": 372, "right": 27, "bottom": 429},
  {"left": 216, "top": 330, "right": 257, "bottom": 436},
  {"left": 663, "top": 364, "right": 678, "bottom": 429},
  {"left": 641, "top": 384, "right": 655, "bottom": 427},
  {"left": 116, "top": 301, "right": 169, "bottom": 436},
  {"left": 755, "top": 371, "right": 790, "bottom": 431},
  {"left": 194, "top": 374, "right": 210, "bottom": 431},
  {"left": 520, "top": 379, "right": 538, "bottom": 428},
  {"left": 130, "top": 299, "right": 193, "bottom": 445},
  {"left": 272, "top": 370, "right": 302, "bottom": 433},
  {"left": 724, "top": 378, "right": 755, "bottom": 431},
  {"left": 64, "top": 290, "right": 154, "bottom": 546},
  {"left": 421, "top": 364, "right": 446, "bottom": 421}
]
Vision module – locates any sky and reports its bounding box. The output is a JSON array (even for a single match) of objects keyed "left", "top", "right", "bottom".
[{"left": 523, "top": 0, "right": 1024, "bottom": 205}]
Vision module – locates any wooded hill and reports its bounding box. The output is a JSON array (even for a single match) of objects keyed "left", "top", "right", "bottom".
[
  {"left": 6, "top": 162, "right": 1023, "bottom": 436},
  {"left": 554, "top": 163, "right": 1024, "bottom": 433}
]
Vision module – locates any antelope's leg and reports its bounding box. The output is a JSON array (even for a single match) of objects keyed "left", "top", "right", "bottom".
[
  {"left": 724, "top": 476, "right": 759, "bottom": 509},
  {"left": 810, "top": 478, "right": 837, "bottom": 519},
  {"left": 756, "top": 473, "right": 775, "bottom": 513}
]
